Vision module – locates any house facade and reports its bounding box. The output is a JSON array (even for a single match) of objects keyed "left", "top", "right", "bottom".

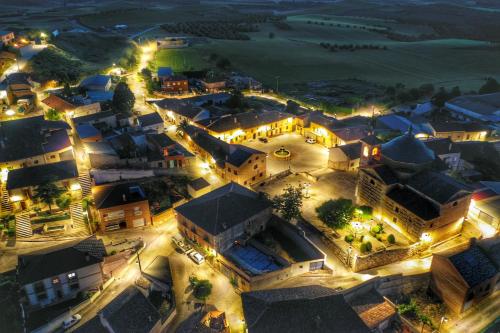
[
  {"left": 18, "top": 237, "right": 105, "bottom": 309},
  {"left": 0, "top": 30, "right": 15, "bottom": 45},
  {"left": 430, "top": 240, "right": 499, "bottom": 313},
  {"left": 93, "top": 182, "right": 152, "bottom": 232},
  {"left": 161, "top": 75, "right": 189, "bottom": 94}
]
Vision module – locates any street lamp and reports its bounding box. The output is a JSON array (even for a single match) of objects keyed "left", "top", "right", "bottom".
[{"left": 438, "top": 316, "right": 448, "bottom": 332}]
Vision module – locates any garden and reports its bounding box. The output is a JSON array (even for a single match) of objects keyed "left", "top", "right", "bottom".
[{"left": 315, "top": 198, "right": 411, "bottom": 254}]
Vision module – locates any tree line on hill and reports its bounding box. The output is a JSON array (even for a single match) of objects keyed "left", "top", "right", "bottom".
[
  {"left": 319, "top": 42, "right": 388, "bottom": 52},
  {"left": 384, "top": 77, "right": 500, "bottom": 107}
]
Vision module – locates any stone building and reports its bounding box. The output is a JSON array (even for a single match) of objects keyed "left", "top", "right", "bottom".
[{"left": 356, "top": 128, "right": 472, "bottom": 243}]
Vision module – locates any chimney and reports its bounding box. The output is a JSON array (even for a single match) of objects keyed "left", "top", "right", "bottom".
[{"left": 122, "top": 194, "right": 127, "bottom": 202}]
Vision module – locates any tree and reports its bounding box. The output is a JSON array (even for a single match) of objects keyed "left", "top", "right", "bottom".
[
  {"left": 479, "top": 77, "right": 500, "bottom": 95},
  {"left": 387, "top": 234, "right": 396, "bottom": 244},
  {"left": 225, "top": 90, "right": 248, "bottom": 111},
  {"left": 46, "top": 108, "right": 61, "bottom": 121},
  {"left": 63, "top": 82, "right": 72, "bottom": 97},
  {"left": 176, "top": 119, "right": 189, "bottom": 136},
  {"left": 189, "top": 276, "right": 212, "bottom": 301},
  {"left": 112, "top": 81, "right": 135, "bottom": 115},
  {"left": 33, "top": 182, "right": 65, "bottom": 213},
  {"left": 431, "top": 87, "right": 451, "bottom": 107},
  {"left": 55, "top": 193, "right": 72, "bottom": 210},
  {"left": 315, "top": 198, "right": 355, "bottom": 229},
  {"left": 272, "top": 185, "right": 304, "bottom": 222}
]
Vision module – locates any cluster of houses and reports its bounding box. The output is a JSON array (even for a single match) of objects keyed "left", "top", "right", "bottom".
[{"left": 154, "top": 65, "right": 262, "bottom": 95}]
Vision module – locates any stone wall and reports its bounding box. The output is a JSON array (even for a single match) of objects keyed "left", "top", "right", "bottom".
[{"left": 353, "top": 247, "right": 414, "bottom": 272}]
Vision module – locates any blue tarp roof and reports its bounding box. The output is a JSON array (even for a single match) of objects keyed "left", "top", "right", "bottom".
[{"left": 157, "top": 67, "right": 173, "bottom": 77}]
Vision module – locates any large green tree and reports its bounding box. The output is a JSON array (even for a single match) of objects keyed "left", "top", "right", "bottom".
[
  {"left": 272, "top": 185, "right": 304, "bottom": 222},
  {"left": 33, "top": 182, "right": 65, "bottom": 213},
  {"left": 189, "top": 276, "right": 212, "bottom": 301},
  {"left": 112, "top": 81, "right": 135, "bottom": 115},
  {"left": 316, "top": 198, "right": 355, "bottom": 230}
]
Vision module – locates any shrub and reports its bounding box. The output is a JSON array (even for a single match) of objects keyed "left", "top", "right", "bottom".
[
  {"left": 361, "top": 241, "right": 372, "bottom": 253},
  {"left": 344, "top": 234, "right": 354, "bottom": 243},
  {"left": 387, "top": 234, "right": 396, "bottom": 244}
]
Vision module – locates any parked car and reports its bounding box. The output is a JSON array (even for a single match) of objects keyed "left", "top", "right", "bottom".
[
  {"left": 258, "top": 137, "right": 268, "bottom": 143},
  {"left": 189, "top": 251, "right": 205, "bottom": 264},
  {"left": 62, "top": 314, "right": 81, "bottom": 330},
  {"left": 305, "top": 137, "right": 316, "bottom": 144},
  {"left": 172, "top": 235, "right": 192, "bottom": 253}
]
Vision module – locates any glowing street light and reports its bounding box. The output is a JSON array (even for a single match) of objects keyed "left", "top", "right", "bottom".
[
  {"left": 420, "top": 232, "right": 432, "bottom": 243},
  {"left": 5, "top": 109, "right": 15, "bottom": 116}
]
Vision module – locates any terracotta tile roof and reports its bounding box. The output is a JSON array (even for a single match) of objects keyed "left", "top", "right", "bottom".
[
  {"left": 42, "top": 94, "right": 76, "bottom": 112},
  {"left": 358, "top": 301, "right": 396, "bottom": 329}
]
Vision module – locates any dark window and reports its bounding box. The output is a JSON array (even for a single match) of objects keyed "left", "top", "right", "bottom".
[
  {"left": 453, "top": 201, "right": 458, "bottom": 207},
  {"left": 233, "top": 170, "right": 237, "bottom": 175},
  {"left": 394, "top": 207, "right": 399, "bottom": 213},
  {"left": 370, "top": 179, "right": 375, "bottom": 185},
  {"left": 253, "top": 164, "right": 258, "bottom": 169},
  {"left": 259, "top": 172, "right": 263, "bottom": 177},
  {"left": 393, "top": 217, "right": 397, "bottom": 223},
  {"left": 252, "top": 176, "right": 255, "bottom": 181}
]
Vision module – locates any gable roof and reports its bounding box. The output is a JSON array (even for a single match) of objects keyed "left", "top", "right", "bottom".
[
  {"left": 242, "top": 286, "right": 370, "bottom": 333},
  {"left": 93, "top": 183, "right": 147, "bottom": 209},
  {"left": 337, "top": 142, "right": 362, "bottom": 160},
  {"left": 80, "top": 75, "right": 111, "bottom": 89},
  {"left": 386, "top": 186, "right": 439, "bottom": 220},
  {"left": 186, "top": 126, "right": 263, "bottom": 167},
  {"left": 175, "top": 182, "right": 271, "bottom": 236},
  {"left": 0, "top": 116, "right": 71, "bottom": 163},
  {"left": 381, "top": 131, "right": 435, "bottom": 165},
  {"left": 365, "top": 165, "right": 399, "bottom": 185},
  {"left": 80, "top": 286, "right": 160, "bottom": 333},
  {"left": 94, "top": 182, "right": 148, "bottom": 209},
  {"left": 407, "top": 171, "right": 471, "bottom": 204},
  {"left": 17, "top": 236, "right": 104, "bottom": 285},
  {"left": 446, "top": 93, "right": 500, "bottom": 116},
  {"left": 137, "top": 112, "right": 163, "bottom": 128},
  {"left": 142, "top": 255, "right": 172, "bottom": 285},
  {"left": 448, "top": 245, "right": 498, "bottom": 287},
  {"left": 423, "top": 138, "right": 460, "bottom": 156},
  {"left": 202, "top": 110, "right": 291, "bottom": 133},
  {"left": 6, "top": 159, "right": 79, "bottom": 190},
  {"left": 41, "top": 94, "right": 76, "bottom": 112}
]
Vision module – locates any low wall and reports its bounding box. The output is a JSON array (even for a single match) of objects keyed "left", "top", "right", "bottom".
[
  {"left": 342, "top": 272, "right": 430, "bottom": 302},
  {"left": 91, "top": 169, "right": 155, "bottom": 184},
  {"left": 353, "top": 247, "right": 415, "bottom": 272},
  {"left": 320, "top": 230, "right": 417, "bottom": 272}
]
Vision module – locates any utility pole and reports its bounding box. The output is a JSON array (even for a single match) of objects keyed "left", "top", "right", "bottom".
[
  {"left": 275, "top": 76, "right": 280, "bottom": 93},
  {"left": 136, "top": 251, "right": 143, "bottom": 272}
]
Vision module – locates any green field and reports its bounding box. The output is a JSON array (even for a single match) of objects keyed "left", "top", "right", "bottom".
[{"left": 155, "top": 18, "right": 500, "bottom": 91}]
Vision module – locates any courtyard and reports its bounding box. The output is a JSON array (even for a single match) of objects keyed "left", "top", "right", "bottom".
[{"left": 244, "top": 133, "right": 330, "bottom": 175}]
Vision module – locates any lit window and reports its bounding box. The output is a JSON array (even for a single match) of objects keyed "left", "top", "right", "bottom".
[
  {"left": 52, "top": 277, "right": 60, "bottom": 284},
  {"left": 67, "top": 272, "right": 76, "bottom": 279},
  {"left": 363, "top": 146, "right": 369, "bottom": 157},
  {"left": 372, "top": 147, "right": 379, "bottom": 156}
]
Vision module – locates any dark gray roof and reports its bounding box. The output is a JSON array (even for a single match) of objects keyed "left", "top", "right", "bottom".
[
  {"left": 368, "top": 165, "right": 399, "bottom": 185},
  {"left": 137, "top": 112, "right": 163, "bottom": 128},
  {"left": 101, "top": 286, "right": 160, "bottom": 333},
  {"left": 242, "top": 286, "right": 370, "bottom": 333},
  {"left": 79, "top": 74, "right": 111, "bottom": 89},
  {"left": 381, "top": 131, "right": 435, "bottom": 165},
  {"left": 447, "top": 93, "right": 500, "bottom": 116},
  {"left": 73, "top": 110, "right": 116, "bottom": 125},
  {"left": 6, "top": 159, "right": 79, "bottom": 190},
  {"left": 146, "top": 133, "right": 176, "bottom": 148},
  {"left": 407, "top": 171, "right": 471, "bottom": 204},
  {"left": 430, "top": 121, "right": 489, "bottom": 133},
  {"left": 338, "top": 142, "right": 361, "bottom": 160},
  {"left": 143, "top": 256, "right": 172, "bottom": 285},
  {"left": 186, "top": 126, "right": 263, "bottom": 167},
  {"left": 423, "top": 138, "right": 460, "bottom": 156},
  {"left": 17, "top": 237, "right": 104, "bottom": 285},
  {"left": 360, "top": 134, "right": 383, "bottom": 145},
  {"left": 189, "top": 177, "right": 210, "bottom": 191},
  {"left": 386, "top": 186, "right": 439, "bottom": 221},
  {"left": 203, "top": 110, "right": 291, "bottom": 133},
  {"left": 449, "top": 245, "right": 498, "bottom": 287},
  {"left": 74, "top": 317, "right": 108, "bottom": 333},
  {"left": 175, "top": 182, "right": 271, "bottom": 236},
  {"left": 0, "top": 116, "right": 71, "bottom": 163},
  {"left": 94, "top": 182, "right": 148, "bottom": 209}
]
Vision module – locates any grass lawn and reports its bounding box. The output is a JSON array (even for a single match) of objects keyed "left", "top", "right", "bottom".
[
  {"left": 53, "top": 32, "right": 136, "bottom": 70},
  {"left": 156, "top": 18, "right": 500, "bottom": 91}
]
